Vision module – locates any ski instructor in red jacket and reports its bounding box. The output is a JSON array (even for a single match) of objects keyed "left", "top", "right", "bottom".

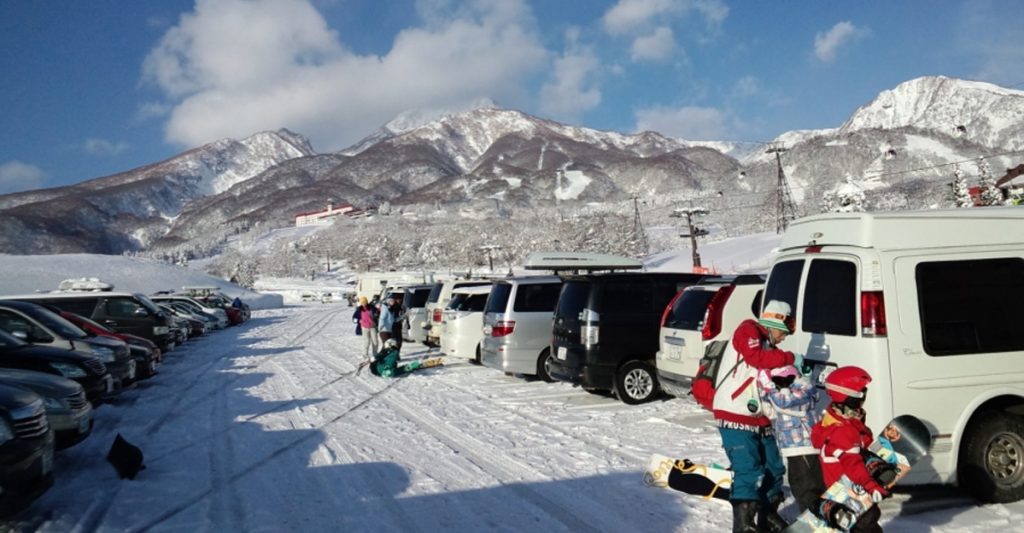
[{"left": 714, "top": 300, "right": 802, "bottom": 533}]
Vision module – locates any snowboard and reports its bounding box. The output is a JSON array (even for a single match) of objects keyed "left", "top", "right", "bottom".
[
  {"left": 643, "top": 454, "right": 732, "bottom": 500},
  {"left": 784, "top": 414, "right": 931, "bottom": 532}
]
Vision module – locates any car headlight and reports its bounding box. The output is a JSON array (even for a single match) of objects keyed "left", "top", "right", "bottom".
[
  {"left": 50, "top": 362, "right": 88, "bottom": 378},
  {"left": 0, "top": 418, "right": 13, "bottom": 445},
  {"left": 43, "top": 396, "right": 67, "bottom": 410},
  {"left": 92, "top": 346, "right": 116, "bottom": 362}
]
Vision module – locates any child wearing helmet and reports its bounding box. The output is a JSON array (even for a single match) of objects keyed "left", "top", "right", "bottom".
[
  {"left": 369, "top": 338, "right": 423, "bottom": 378},
  {"left": 714, "top": 300, "right": 801, "bottom": 533},
  {"left": 811, "top": 366, "right": 886, "bottom": 533},
  {"left": 757, "top": 364, "right": 826, "bottom": 514}
]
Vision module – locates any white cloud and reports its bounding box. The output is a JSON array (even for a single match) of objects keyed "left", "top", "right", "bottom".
[
  {"left": 631, "top": 27, "right": 675, "bottom": 62},
  {"left": 633, "top": 105, "right": 729, "bottom": 140},
  {"left": 539, "top": 41, "right": 601, "bottom": 120},
  {"left": 142, "top": 0, "right": 547, "bottom": 150},
  {"left": 83, "top": 138, "right": 130, "bottom": 156},
  {"left": 732, "top": 75, "right": 760, "bottom": 98},
  {"left": 0, "top": 161, "right": 48, "bottom": 195},
  {"left": 603, "top": 0, "right": 727, "bottom": 35},
  {"left": 813, "top": 21, "right": 869, "bottom": 63}
]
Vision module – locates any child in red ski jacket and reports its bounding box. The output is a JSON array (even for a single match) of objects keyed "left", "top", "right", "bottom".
[{"left": 811, "top": 366, "right": 887, "bottom": 533}]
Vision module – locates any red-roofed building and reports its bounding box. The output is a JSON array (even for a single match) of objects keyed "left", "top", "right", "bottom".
[{"left": 294, "top": 201, "right": 363, "bottom": 226}]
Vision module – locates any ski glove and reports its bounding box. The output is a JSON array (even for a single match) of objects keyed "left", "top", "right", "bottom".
[
  {"left": 870, "top": 490, "right": 886, "bottom": 503},
  {"left": 791, "top": 352, "right": 804, "bottom": 371}
]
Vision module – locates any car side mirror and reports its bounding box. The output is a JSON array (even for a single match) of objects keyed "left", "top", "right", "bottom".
[
  {"left": 133, "top": 308, "right": 150, "bottom": 317},
  {"left": 11, "top": 330, "right": 28, "bottom": 340}
]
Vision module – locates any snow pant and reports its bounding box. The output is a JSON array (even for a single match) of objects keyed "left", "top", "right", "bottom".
[
  {"left": 392, "top": 323, "right": 403, "bottom": 350},
  {"left": 363, "top": 327, "right": 379, "bottom": 361},
  {"left": 787, "top": 453, "right": 827, "bottom": 513},
  {"left": 718, "top": 427, "right": 786, "bottom": 506}
]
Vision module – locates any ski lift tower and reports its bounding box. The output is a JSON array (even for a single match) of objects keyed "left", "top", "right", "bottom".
[{"left": 766, "top": 144, "right": 799, "bottom": 233}]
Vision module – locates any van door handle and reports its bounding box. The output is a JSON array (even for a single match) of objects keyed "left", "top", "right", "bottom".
[{"left": 104, "top": 320, "right": 119, "bottom": 327}]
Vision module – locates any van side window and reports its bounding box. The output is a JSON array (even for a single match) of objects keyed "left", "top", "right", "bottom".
[
  {"left": 514, "top": 283, "right": 561, "bottom": 312},
  {"left": 45, "top": 298, "right": 98, "bottom": 317},
  {"left": 105, "top": 298, "right": 143, "bottom": 318},
  {"left": 916, "top": 258, "right": 1024, "bottom": 356},
  {"left": 0, "top": 311, "right": 32, "bottom": 335},
  {"left": 764, "top": 259, "right": 804, "bottom": 325},
  {"left": 803, "top": 259, "right": 857, "bottom": 336}
]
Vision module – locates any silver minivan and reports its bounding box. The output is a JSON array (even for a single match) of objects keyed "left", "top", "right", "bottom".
[
  {"left": 480, "top": 276, "right": 562, "bottom": 381},
  {"left": 403, "top": 283, "right": 438, "bottom": 344}
]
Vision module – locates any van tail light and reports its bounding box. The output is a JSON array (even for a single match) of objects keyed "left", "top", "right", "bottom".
[
  {"left": 491, "top": 321, "right": 516, "bottom": 337},
  {"left": 661, "top": 291, "right": 683, "bottom": 327},
  {"left": 432, "top": 308, "right": 442, "bottom": 322},
  {"left": 702, "top": 284, "right": 736, "bottom": 340},
  {"left": 861, "top": 291, "right": 887, "bottom": 337}
]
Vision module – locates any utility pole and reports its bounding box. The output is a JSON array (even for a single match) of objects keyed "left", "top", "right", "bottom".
[
  {"left": 479, "top": 244, "right": 501, "bottom": 273},
  {"left": 671, "top": 207, "right": 709, "bottom": 269},
  {"left": 767, "top": 145, "right": 799, "bottom": 233},
  {"left": 631, "top": 196, "right": 650, "bottom": 255}
]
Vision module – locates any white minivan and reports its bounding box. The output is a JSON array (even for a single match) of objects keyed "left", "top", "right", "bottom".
[
  {"left": 424, "top": 279, "right": 492, "bottom": 348},
  {"left": 479, "top": 276, "right": 563, "bottom": 380},
  {"left": 439, "top": 285, "right": 492, "bottom": 362},
  {"left": 765, "top": 207, "right": 1024, "bottom": 502}
]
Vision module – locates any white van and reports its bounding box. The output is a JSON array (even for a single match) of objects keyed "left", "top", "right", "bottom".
[
  {"left": 480, "top": 276, "right": 563, "bottom": 380},
  {"left": 424, "top": 279, "right": 492, "bottom": 347},
  {"left": 765, "top": 207, "right": 1024, "bottom": 502},
  {"left": 439, "top": 285, "right": 492, "bottom": 362}
]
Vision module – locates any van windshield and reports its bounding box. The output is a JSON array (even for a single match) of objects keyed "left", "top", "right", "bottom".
[
  {"left": 22, "top": 306, "right": 88, "bottom": 340},
  {"left": 485, "top": 283, "right": 512, "bottom": 313},
  {"left": 555, "top": 281, "right": 591, "bottom": 320},
  {"left": 665, "top": 289, "right": 716, "bottom": 330}
]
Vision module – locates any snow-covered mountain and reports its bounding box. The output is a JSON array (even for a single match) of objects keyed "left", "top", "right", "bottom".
[{"left": 2, "top": 76, "right": 1022, "bottom": 257}]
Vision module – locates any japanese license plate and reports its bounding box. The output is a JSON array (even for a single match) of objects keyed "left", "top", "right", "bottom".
[{"left": 557, "top": 346, "right": 567, "bottom": 360}]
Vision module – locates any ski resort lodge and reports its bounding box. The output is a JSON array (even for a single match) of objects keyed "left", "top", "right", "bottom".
[{"left": 294, "top": 201, "right": 364, "bottom": 226}]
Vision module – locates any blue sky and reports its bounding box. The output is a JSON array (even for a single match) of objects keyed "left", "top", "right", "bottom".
[{"left": 1, "top": 0, "right": 1022, "bottom": 195}]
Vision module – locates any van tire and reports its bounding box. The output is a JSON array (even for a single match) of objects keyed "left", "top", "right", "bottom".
[
  {"left": 473, "top": 345, "right": 482, "bottom": 365},
  {"left": 614, "top": 361, "right": 659, "bottom": 405},
  {"left": 959, "top": 411, "right": 1024, "bottom": 503},
  {"left": 536, "top": 349, "right": 555, "bottom": 383}
]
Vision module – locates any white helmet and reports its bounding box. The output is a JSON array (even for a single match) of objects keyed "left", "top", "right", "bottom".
[{"left": 384, "top": 339, "right": 398, "bottom": 348}]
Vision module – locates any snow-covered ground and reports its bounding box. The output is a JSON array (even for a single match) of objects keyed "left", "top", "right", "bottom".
[
  {"left": 3, "top": 301, "right": 1019, "bottom": 532},
  {"left": 2, "top": 234, "right": 1023, "bottom": 531}
]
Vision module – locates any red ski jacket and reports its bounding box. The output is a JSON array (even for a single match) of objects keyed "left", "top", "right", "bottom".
[
  {"left": 712, "top": 319, "right": 795, "bottom": 429},
  {"left": 811, "top": 405, "right": 887, "bottom": 495}
]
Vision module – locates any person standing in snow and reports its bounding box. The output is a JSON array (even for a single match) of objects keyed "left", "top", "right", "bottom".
[
  {"left": 757, "top": 364, "right": 826, "bottom": 513},
  {"left": 389, "top": 293, "right": 405, "bottom": 351},
  {"left": 378, "top": 296, "right": 396, "bottom": 346},
  {"left": 352, "top": 296, "right": 379, "bottom": 363},
  {"left": 714, "top": 300, "right": 801, "bottom": 533},
  {"left": 812, "top": 366, "right": 886, "bottom": 533}
]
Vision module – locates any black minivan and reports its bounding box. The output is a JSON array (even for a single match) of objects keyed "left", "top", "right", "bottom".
[
  {"left": 0, "top": 383, "right": 54, "bottom": 517},
  {"left": 548, "top": 272, "right": 704, "bottom": 404}
]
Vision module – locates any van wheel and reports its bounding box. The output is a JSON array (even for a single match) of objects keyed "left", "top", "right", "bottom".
[
  {"left": 614, "top": 361, "right": 659, "bottom": 405},
  {"left": 536, "top": 349, "right": 555, "bottom": 383},
  {"left": 959, "top": 411, "right": 1024, "bottom": 503}
]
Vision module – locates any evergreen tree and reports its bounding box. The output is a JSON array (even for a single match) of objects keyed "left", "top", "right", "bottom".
[
  {"left": 976, "top": 157, "right": 1004, "bottom": 206},
  {"left": 950, "top": 164, "right": 973, "bottom": 208}
]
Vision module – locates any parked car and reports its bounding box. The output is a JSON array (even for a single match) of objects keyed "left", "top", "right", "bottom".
[
  {"left": 440, "top": 285, "right": 492, "bottom": 363},
  {"left": 158, "top": 305, "right": 206, "bottom": 338},
  {"left": 0, "top": 383, "right": 54, "bottom": 517},
  {"left": 655, "top": 275, "right": 764, "bottom": 398},
  {"left": 765, "top": 207, "right": 1024, "bottom": 503},
  {"left": 0, "top": 301, "right": 134, "bottom": 391},
  {"left": 163, "top": 301, "right": 219, "bottom": 332},
  {"left": 0, "top": 369, "right": 92, "bottom": 449},
  {"left": 480, "top": 276, "right": 563, "bottom": 381},
  {"left": 424, "top": 279, "right": 493, "bottom": 347},
  {"left": 0, "top": 330, "right": 110, "bottom": 404},
  {"left": 150, "top": 296, "right": 229, "bottom": 329},
  {"left": 56, "top": 310, "right": 161, "bottom": 379},
  {"left": 4, "top": 290, "right": 176, "bottom": 353},
  {"left": 402, "top": 284, "right": 437, "bottom": 344},
  {"left": 548, "top": 272, "right": 705, "bottom": 404}
]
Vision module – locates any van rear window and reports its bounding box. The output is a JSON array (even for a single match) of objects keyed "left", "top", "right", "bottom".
[
  {"left": 916, "top": 258, "right": 1024, "bottom": 356},
  {"left": 664, "top": 289, "right": 716, "bottom": 330},
  {"left": 426, "top": 283, "right": 443, "bottom": 304},
  {"left": 803, "top": 259, "right": 857, "bottom": 336},
  {"left": 406, "top": 288, "right": 431, "bottom": 308},
  {"left": 485, "top": 283, "right": 512, "bottom": 313},
  {"left": 555, "top": 281, "right": 591, "bottom": 319},
  {"left": 514, "top": 283, "right": 561, "bottom": 312},
  {"left": 764, "top": 259, "right": 804, "bottom": 326}
]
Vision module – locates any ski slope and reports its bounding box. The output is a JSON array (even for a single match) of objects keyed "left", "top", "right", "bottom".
[{"left": 6, "top": 302, "right": 1020, "bottom": 532}]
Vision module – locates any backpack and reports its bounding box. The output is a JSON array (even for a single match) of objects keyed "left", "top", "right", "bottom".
[{"left": 691, "top": 340, "right": 743, "bottom": 411}]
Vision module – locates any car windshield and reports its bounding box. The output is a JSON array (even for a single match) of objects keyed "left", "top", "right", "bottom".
[
  {"left": 135, "top": 294, "right": 164, "bottom": 314},
  {"left": 22, "top": 305, "right": 89, "bottom": 339},
  {"left": 665, "top": 289, "right": 717, "bottom": 330},
  {"left": 0, "top": 329, "right": 27, "bottom": 348}
]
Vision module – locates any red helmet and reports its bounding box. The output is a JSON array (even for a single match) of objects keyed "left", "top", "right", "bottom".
[{"left": 824, "top": 366, "right": 872, "bottom": 403}]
